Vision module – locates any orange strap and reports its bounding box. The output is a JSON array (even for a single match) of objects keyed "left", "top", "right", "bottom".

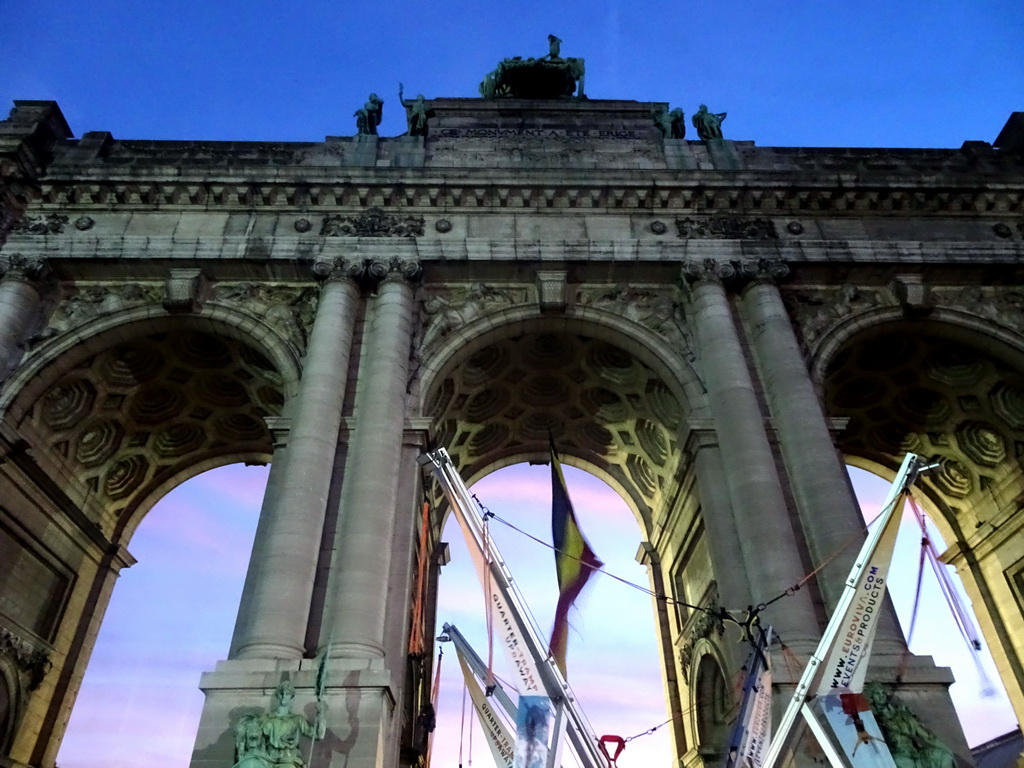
[{"left": 409, "top": 501, "right": 431, "bottom": 655}]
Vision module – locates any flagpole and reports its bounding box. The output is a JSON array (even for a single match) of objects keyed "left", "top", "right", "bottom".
[
  {"left": 419, "top": 448, "right": 607, "bottom": 768},
  {"left": 308, "top": 632, "right": 332, "bottom": 768}
]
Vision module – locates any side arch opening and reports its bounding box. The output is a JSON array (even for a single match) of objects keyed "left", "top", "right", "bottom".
[
  {"left": 55, "top": 463, "right": 268, "bottom": 768},
  {"left": 819, "top": 319, "right": 1024, "bottom": 747}
]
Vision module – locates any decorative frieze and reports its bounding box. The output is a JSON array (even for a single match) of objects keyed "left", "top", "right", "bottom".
[
  {"left": 578, "top": 283, "right": 695, "bottom": 362},
  {"left": 27, "top": 283, "right": 161, "bottom": 349},
  {"left": 420, "top": 282, "right": 524, "bottom": 350},
  {"left": 9, "top": 213, "right": 67, "bottom": 235},
  {"left": 31, "top": 179, "right": 1024, "bottom": 217},
  {"left": 210, "top": 283, "right": 317, "bottom": 353},
  {"left": 786, "top": 284, "right": 888, "bottom": 351},
  {"left": 320, "top": 207, "right": 424, "bottom": 238},
  {"left": 675, "top": 215, "right": 777, "bottom": 240}
]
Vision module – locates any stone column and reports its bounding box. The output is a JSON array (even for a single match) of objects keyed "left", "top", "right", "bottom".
[
  {"left": 230, "top": 259, "right": 361, "bottom": 659},
  {"left": 0, "top": 254, "right": 48, "bottom": 382},
  {"left": 683, "top": 259, "right": 819, "bottom": 647},
  {"left": 327, "top": 258, "right": 420, "bottom": 658},
  {"left": 739, "top": 262, "right": 905, "bottom": 648},
  {"left": 683, "top": 427, "right": 752, "bottom": 614}
]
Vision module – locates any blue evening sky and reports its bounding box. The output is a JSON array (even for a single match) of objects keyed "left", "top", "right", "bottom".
[{"left": 2, "top": 1, "right": 1021, "bottom": 147}]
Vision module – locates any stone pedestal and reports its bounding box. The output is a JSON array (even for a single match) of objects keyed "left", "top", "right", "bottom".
[{"left": 191, "top": 658, "right": 396, "bottom": 768}]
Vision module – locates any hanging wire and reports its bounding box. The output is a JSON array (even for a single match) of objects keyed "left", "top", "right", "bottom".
[
  {"left": 481, "top": 514, "right": 496, "bottom": 693},
  {"left": 906, "top": 494, "right": 996, "bottom": 695},
  {"left": 458, "top": 680, "right": 468, "bottom": 768}
]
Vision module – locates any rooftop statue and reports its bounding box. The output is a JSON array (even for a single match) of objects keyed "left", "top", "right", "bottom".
[
  {"left": 398, "top": 83, "right": 431, "bottom": 137},
  {"left": 232, "top": 680, "right": 326, "bottom": 768},
  {"left": 692, "top": 104, "right": 727, "bottom": 141},
  {"left": 479, "top": 36, "right": 586, "bottom": 100},
  {"left": 354, "top": 93, "right": 384, "bottom": 136},
  {"left": 652, "top": 104, "right": 686, "bottom": 139}
]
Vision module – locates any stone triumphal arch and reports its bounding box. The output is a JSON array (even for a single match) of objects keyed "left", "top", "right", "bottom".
[{"left": 1, "top": 87, "right": 1023, "bottom": 768}]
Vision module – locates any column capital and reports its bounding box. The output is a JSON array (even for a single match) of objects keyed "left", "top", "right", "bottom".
[
  {"left": 0, "top": 252, "right": 51, "bottom": 286},
  {"left": 311, "top": 257, "right": 362, "bottom": 284},
  {"left": 681, "top": 257, "right": 790, "bottom": 292},
  {"left": 681, "top": 258, "right": 737, "bottom": 288},
  {"left": 735, "top": 258, "right": 791, "bottom": 290},
  {"left": 374, "top": 257, "right": 423, "bottom": 287}
]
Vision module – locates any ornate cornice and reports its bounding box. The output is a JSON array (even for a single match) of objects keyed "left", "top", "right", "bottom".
[{"left": 27, "top": 178, "right": 1024, "bottom": 218}]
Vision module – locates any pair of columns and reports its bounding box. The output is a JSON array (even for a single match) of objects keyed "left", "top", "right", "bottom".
[
  {"left": 684, "top": 258, "right": 898, "bottom": 653},
  {"left": 230, "top": 257, "right": 421, "bottom": 662}
]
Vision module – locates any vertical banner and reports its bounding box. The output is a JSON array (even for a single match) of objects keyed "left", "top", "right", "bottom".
[
  {"left": 456, "top": 649, "right": 516, "bottom": 768},
  {"left": 737, "top": 653, "right": 772, "bottom": 767},
  {"left": 728, "top": 628, "right": 773, "bottom": 768},
  {"left": 814, "top": 491, "right": 907, "bottom": 698},
  {"left": 452, "top": 499, "right": 545, "bottom": 695},
  {"left": 514, "top": 695, "right": 552, "bottom": 768}
]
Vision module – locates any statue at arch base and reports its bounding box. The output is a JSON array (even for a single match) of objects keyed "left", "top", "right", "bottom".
[{"left": 231, "top": 681, "right": 326, "bottom": 768}]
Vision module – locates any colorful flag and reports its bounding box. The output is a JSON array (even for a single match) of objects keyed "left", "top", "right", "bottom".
[{"left": 548, "top": 443, "right": 603, "bottom": 676}]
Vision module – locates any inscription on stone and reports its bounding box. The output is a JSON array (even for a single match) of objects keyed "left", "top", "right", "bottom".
[{"left": 436, "top": 128, "right": 647, "bottom": 140}]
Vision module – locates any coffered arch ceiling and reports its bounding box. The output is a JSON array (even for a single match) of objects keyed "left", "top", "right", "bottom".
[
  {"left": 423, "top": 321, "right": 691, "bottom": 534},
  {"left": 7, "top": 320, "right": 291, "bottom": 542},
  {"left": 823, "top": 321, "right": 1024, "bottom": 541}
]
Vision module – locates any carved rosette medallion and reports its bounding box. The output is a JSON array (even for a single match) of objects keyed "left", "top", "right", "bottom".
[
  {"left": 320, "top": 207, "right": 425, "bottom": 238},
  {"left": 676, "top": 215, "right": 777, "bottom": 240}
]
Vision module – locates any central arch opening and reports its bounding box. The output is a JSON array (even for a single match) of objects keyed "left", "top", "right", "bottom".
[{"left": 431, "top": 461, "right": 672, "bottom": 766}]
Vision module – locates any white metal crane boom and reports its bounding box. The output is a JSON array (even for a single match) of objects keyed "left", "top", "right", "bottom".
[{"left": 419, "top": 448, "right": 606, "bottom": 768}]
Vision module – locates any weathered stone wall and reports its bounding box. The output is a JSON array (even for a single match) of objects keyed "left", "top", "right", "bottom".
[{"left": 0, "top": 97, "right": 1021, "bottom": 768}]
